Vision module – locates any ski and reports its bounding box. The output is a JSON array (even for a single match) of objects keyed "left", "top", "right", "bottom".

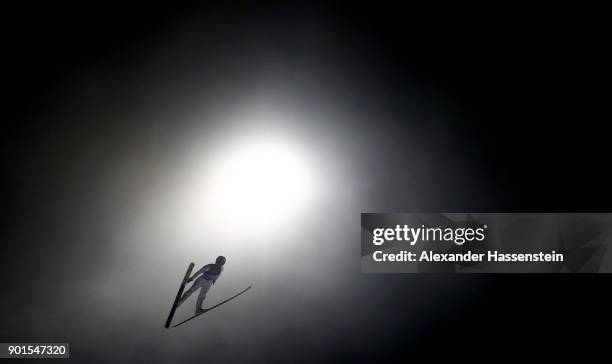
[
  {"left": 172, "top": 286, "right": 252, "bottom": 328},
  {"left": 164, "top": 262, "right": 195, "bottom": 329}
]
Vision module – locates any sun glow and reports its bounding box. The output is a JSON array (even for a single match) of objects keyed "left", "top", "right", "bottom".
[{"left": 172, "top": 132, "right": 321, "bottom": 240}]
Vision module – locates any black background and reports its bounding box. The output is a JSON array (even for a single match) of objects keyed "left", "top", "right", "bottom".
[{"left": 3, "top": 1, "right": 610, "bottom": 362}]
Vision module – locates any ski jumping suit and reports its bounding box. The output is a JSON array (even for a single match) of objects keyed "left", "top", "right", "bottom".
[{"left": 178, "top": 263, "right": 223, "bottom": 313}]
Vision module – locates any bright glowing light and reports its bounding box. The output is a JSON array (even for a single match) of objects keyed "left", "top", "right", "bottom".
[
  {"left": 208, "top": 137, "right": 317, "bottom": 229},
  {"left": 173, "top": 132, "right": 320, "bottom": 240}
]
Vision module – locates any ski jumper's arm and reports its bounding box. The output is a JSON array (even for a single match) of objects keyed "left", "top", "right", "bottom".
[
  {"left": 187, "top": 264, "right": 213, "bottom": 282},
  {"left": 212, "top": 266, "right": 224, "bottom": 285}
]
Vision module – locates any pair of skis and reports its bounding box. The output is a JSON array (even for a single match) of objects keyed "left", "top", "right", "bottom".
[{"left": 164, "top": 262, "right": 251, "bottom": 329}]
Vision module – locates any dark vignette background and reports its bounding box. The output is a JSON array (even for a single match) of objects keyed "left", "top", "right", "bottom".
[{"left": 2, "top": 1, "right": 610, "bottom": 362}]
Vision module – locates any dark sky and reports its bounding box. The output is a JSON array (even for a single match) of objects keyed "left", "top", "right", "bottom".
[{"left": 2, "top": 1, "right": 611, "bottom": 363}]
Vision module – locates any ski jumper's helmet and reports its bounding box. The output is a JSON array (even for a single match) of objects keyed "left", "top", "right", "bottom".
[{"left": 216, "top": 256, "right": 226, "bottom": 266}]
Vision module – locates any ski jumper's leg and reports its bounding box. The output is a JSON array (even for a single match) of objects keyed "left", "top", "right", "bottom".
[
  {"left": 195, "top": 279, "right": 213, "bottom": 313},
  {"left": 178, "top": 281, "right": 200, "bottom": 306}
]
